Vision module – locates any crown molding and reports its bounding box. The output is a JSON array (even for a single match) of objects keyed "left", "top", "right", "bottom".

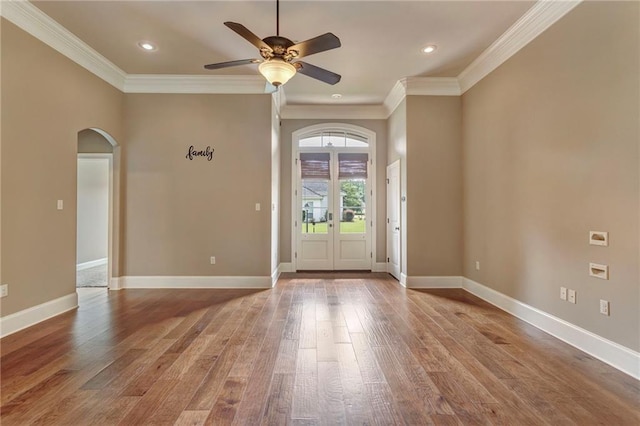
[
  {"left": 1, "top": 0, "right": 127, "bottom": 90},
  {"left": 123, "top": 74, "right": 267, "bottom": 94},
  {"left": 383, "top": 80, "right": 408, "bottom": 117},
  {"left": 458, "top": 0, "right": 582, "bottom": 93},
  {"left": 281, "top": 104, "right": 388, "bottom": 120},
  {"left": 406, "top": 77, "right": 461, "bottom": 96},
  {"left": 383, "top": 77, "right": 461, "bottom": 117}
]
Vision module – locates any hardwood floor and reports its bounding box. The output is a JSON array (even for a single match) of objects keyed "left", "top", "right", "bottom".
[{"left": 1, "top": 274, "right": 638, "bottom": 425}]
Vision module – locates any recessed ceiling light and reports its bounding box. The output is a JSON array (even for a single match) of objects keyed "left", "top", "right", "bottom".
[
  {"left": 422, "top": 45, "right": 437, "bottom": 54},
  {"left": 138, "top": 41, "right": 157, "bottom": 51},
  {"left": 331, "top": 93, "right": 342, "bottom": 99}
]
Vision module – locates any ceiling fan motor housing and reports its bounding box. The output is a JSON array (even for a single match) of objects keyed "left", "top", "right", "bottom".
[{"left": 262, "top": 36, "right": 297, "bottom": 61}]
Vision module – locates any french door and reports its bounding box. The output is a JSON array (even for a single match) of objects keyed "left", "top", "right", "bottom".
[{"left": 295, "top": 149, "right": 371, "bottom": 270}]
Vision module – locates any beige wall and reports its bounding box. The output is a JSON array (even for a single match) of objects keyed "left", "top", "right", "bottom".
[
  {"left": 387, "top": 100, "right": 407, "bottom": 275},
  {"left": 279, "top": 119, "right": 387, "bottom": 264},
  {"left": 462, "top": 1, "right": 639, "bottom": 350},
  {"left": 1, "top": 19, "right": 123, "bottom": 316},
  {"left": 122, "top": 94, "right": 272, "bottom": 276},
  {"left": 406, "top": 96, "right": 463, "bottom": 277}
]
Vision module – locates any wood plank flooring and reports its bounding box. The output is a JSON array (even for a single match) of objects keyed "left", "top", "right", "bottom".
[{"left": 1, "top": 273, "right": 638, "bottom": 425}]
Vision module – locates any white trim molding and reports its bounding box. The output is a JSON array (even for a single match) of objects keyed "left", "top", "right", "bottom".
[
  {"left": 462, "top": 278, "right": 640, "bottom": 380},
  {"left": 117, "top": 276, "right": 272, "bottom": 289},
  {"left": 399, "top": 273, "right": 408, "bottom": 288},
  {"left": 124, "top": 75, "right": 268, "bottom": 94},
  {"left": 76, "top": 257, "right": 108, "bottom": 271},
  {"left": 406, "top": 275, "right": 464, "bottom": 289},
  {"left": 1, "top": 0, "right": 127, "bottom": 90},
  {"left": 373, "top": 262, "right": 387, "bottom": 273},
  {"left": 458, "top": 0, "right": 582, "bottom": 93},
  {"left": 0, "top": 292, "right": 78, "bottom": 338},
  {"left": 281, "top": 104, "right": 388, "bottom": 120},
  {"left": 383, "top": 77, "right": 462, "bottom": 116}
]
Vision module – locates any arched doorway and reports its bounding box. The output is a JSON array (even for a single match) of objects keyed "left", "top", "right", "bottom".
[
  {"left": 76, "top": 128, "right": 119, "bottom": 289},
  {"left": 291, "top": 124, "right": 376, "bottom": 271}
]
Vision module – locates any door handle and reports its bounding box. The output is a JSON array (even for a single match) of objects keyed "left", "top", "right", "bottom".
[
  {"left": 395, "top": 227, "right": 400, "bottom": 231},
  {"left": 328, "top": 212, "right": 333, "bottom": 221},
  {"left": 329, "top": 224, "right": 333, "bottom": 228}
]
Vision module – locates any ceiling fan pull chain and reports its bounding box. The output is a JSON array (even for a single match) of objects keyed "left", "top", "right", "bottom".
[{"left": 276, "top": 0, "right": 280, "bottom": 36}]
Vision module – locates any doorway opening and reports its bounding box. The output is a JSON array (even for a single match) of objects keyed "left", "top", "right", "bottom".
[
  {"left": 292, "top": 124, "right": 376, "bottom": 271},
  {"left": 76, "top": 129, "right": 117, "bottom": 289}
]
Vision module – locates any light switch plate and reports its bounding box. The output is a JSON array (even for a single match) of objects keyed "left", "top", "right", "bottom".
[
  {"left": 599, "top": 299, "right": 610, "bottom": 316},
  {"left": 568, "top": 289, "right": 576, "bottom": 304},
  {"left": 57, "top": 200, "right": 64, "bottom": 210},
  {"left": 0, "top": 284, "right": 8, "bottom": 298},
  {"left": 560, "top": 287, "right": 567, "bottom": 301},
  {"left": 255, "top": 203, "right": 261, "bottom": 211}
]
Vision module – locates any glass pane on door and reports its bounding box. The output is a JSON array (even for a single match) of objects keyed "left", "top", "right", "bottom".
[
  {"left": 339, "top": 179, "right": 366, "bottom": 234},
  {"left": 301, "top": 180, "right": 329, "bottom": 234}
]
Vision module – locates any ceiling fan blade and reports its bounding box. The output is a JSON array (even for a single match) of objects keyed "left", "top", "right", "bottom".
[
  {"left": 224, "top": 22, "right": 272, "bottom": 52},
  {"left": 204, "top": 59, "right": 261, "bottom": 70},
  {"left": 294, "top": 61, "right": 341, "bottom": 85},
  {"left": 288, "top": 33, "right": 341, "bottom": 58}
]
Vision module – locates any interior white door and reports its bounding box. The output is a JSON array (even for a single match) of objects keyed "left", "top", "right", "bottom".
[{"left": 386, "top": 161, "right": 401, "bottom": 280}]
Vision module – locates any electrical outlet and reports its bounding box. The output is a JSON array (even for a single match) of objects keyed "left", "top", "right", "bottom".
[
  {"left": 560, "top": 287, "right": 567, "bottom": 301},
  {"left": 57, "top": 200, "right": 64, "bottom": 210},
  {"left": 210, "top": 256, "right": 216, "bottom": 265},
  {"left": 568, "top": 289, "right": 576, "bottom": 304},
  {"left": 0, "top": 284, "right": 8, "bottom": 298},
  {"left": 475, "top": 261, "right": 480, "bottom": 271},
  {"left": 599, "top": 299, "right": 610, "bottom": 316}
]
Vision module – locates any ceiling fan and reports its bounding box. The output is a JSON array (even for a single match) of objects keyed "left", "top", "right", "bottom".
[{"left": 204, "top": 0, "right": 341, "bottom": 88}]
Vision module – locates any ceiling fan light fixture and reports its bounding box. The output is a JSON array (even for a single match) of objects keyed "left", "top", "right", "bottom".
[{"left": 259, "top": 59, "right": 296, "bottom": 86}]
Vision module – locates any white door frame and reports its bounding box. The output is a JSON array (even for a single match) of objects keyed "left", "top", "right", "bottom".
[
  {"left": 77, "top": 153, "right": 113, "bottom": 289},
  {"left": 291, "top": 123, "right": 376, "bottom": 271},
  {"left": 386, "top": 160, "right": 401, "bottom": 280}
]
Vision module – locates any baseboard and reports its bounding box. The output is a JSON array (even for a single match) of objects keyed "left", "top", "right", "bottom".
[
  {"left": 372, "top": 262, "right": 387, "bottom": 272},
  {"left": 0, "top": 292, "right": 78, "bottom": 338},
  {"left": 462, "top": 278, "right": 640, "bottom": 380},
  {"left": 76, "top": 257, "right": 108, "bottom": 271},
  {"left": 118, "top": 276, "right": 272, "bottom": 289},
  {"left": 406, "top": 275, "right": 463, "bottom": 288},
  {"left": 400, "top": 273, "right": 408, "bottom": 287},
  {"left": 278, "top": 263, "right": 294, "bottom": 273},
  {"left": 109, "top": 276, "right": 123, "bottom": 290}
]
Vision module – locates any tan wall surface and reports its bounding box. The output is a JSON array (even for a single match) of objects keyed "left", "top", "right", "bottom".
[
  {"left": 462, "top": 1, "right": 639, "bottom": 350},
  {"left": 280, "top": 119, "right": 388, "bottom": 264},
  {"left": 1, "top": 20, "right": 123, "bottom": 316},
  {"left": 122, "top": 94, "right": 272, "bottom": 277},
  {"left": 406, "top": 96, "right": 463, "bottom": 277},
  {"left": 387, "top": 100, "right": 407, "bottom": 274}
]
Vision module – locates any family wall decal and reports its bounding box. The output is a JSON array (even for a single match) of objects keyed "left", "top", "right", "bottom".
[{"left": 185, "top": 145, "right": 215, "bottom": 161}]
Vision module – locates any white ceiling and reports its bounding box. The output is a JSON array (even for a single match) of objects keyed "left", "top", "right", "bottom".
[{"left": 31, "top": 1, "right": 535, "bottom": 105}]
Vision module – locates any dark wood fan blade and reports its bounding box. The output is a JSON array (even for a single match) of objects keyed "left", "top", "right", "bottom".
[
  {"left": 224, "top": 22, "right": 272, "bottom": 52},
  {"left": 204, "top": 59, "right": 261, "bottom": 70},
  {"left": 288, "top": 33, "right": 341, "bottom": 58},
  {"left": 294, "top": 61, "right": 341, "bottom": 85}
]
